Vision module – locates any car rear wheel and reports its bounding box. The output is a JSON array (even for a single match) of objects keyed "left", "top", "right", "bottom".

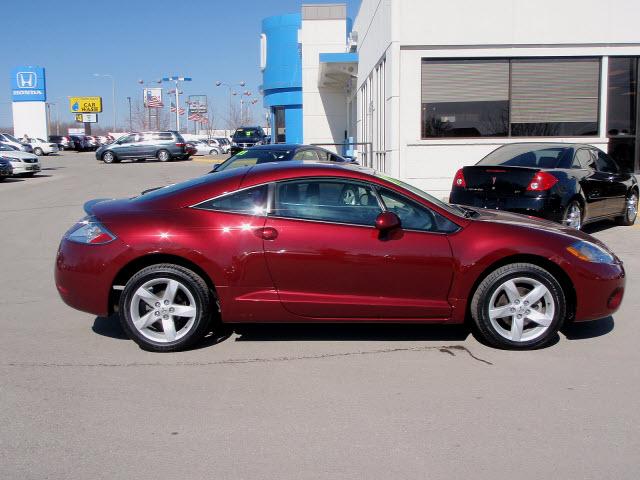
[
  {"left": 616, "top": 190, "right": 638, "bottom": 226},
  {"left": 102, "top": 151, "right": 118, "bottom": 164},
  {"left": 471, "top": 263, "right": 565, "bottom": 349},
  {"left": 119, "top": 264, "right": 213, "bottom": 352},
  {"left": 209, "top": 149, "right": 220, "bottom": 155},
  {"left": 33, "top": 147, "right": 43, "bottom": 156},
  {"left": 157, "top": 149, "right": 171, "bottom": 162},
  {"left": 563, "top": 201, "right": 583, "bottom": 229}
]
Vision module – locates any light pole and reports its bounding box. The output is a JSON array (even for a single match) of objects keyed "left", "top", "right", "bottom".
[
  {"left": 126, "top": 96, "right": 132, "bottom": 131},
  {"left": 92, "top": 73, "right": 116, "bottom": 132},
  {"left": 215, "top": 81, "right": 245, "bottom": 133},
  {"left": 163, "top": 76, "right": 192, "bottom": 132}
]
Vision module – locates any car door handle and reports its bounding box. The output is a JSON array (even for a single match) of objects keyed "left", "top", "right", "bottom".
[{"left": 255, "top": 227, "right": 278, "bottom": 240}]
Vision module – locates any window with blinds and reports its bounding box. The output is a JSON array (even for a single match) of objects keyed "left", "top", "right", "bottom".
[
  {"left": 421, "top": 59, "right": 509, "bottom": 137},
  {"left": 421, "top": 57, "right": 601, "bottom": 138}
]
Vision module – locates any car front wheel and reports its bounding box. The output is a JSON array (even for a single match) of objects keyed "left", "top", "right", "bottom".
[
  {"left": 470, "top": 263, "right": 565, "bottom": 349},
  {"left": 119, "top": 264, "right": 214, "bottom": 352},
  {"left": 616, "top": 190, "right": 638, "bottom": 226},
  {"left": 102, "top": 151, "right": 118, "bottom": 164}
]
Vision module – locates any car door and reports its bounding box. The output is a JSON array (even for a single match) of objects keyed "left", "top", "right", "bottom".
[
  {"left": 262, "top": 178, "right": 455, "bottom": 320},
  {"left": 593, "top": 149, "right": 628, "bottom": 216},
  {"left": 574, "top": 148, "right": 609, "bottom": 219}
]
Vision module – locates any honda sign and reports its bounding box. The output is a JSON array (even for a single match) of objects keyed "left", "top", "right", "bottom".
[{"left": 11, "top": 66, "right": 46, "bottom": 102}]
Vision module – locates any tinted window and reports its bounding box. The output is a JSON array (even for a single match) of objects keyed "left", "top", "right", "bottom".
[
  {"left": 153, "top": 133, "right": 173, "bottom": 141},
  {"left": 215, "top": 149, "right": 293, "bottom": 172},
  {"left": 292, "top": 150, "right": 320, "bottom": 161},
  {"left": 378, "top": 188, "right": 458, "bottom": 233},
  {"left": 273, "top": 180, "right": 381, "bottom": 226},
  {"left": 477, "top": 145, "right": 573, "bottom": 169},
  {"left": 595, "top": 151, "right": 619, "bottom": 173},
  {"left": 195, "top": 185, "right": 268, "bottom": 215},
  {"left": 575, "top": 149, "right": 595, "bottom": 169}
]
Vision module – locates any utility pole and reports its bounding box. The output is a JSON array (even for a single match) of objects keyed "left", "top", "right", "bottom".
[{"left": 127, "top": 97, "right": 132, "bottom": 132}]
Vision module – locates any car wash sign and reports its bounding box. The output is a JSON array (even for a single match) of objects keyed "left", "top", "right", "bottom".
[{"left": 11, "top": 66, "right": 47, "bottom": 102}]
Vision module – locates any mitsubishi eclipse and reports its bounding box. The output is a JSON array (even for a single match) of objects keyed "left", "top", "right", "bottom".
[{"left": 55, "top": 162, "right": 625, "bottom": 352}]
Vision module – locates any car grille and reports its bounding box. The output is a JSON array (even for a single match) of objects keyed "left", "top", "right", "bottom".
[{"left": 22, "top": 158, "right": 37, "bottom": 164}]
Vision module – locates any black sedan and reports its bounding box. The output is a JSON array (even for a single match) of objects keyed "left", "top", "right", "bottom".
[
  {"left": 449, "top": 143, "right": 638, "bottom": 229},
  {"left": 211, "top": 144, "right": 354, "bottom": 173}
]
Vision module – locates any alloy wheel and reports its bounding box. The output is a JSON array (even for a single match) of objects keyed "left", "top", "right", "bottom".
[
  {"left": 488, "top": 277, "right": 555, "bottom": 343},
  {"left": 129, "top": 278, "right": 197, "bottom": 343},
  {"left": 627, "top": 193, "right": 638, "bottom": 222},
  {"left": 565, "top": 203, "right": 582, "bottom": 229}
]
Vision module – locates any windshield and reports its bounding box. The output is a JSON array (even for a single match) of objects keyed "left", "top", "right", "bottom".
[
  {"left": 375, "top": 172, "right": 466, "bottom": 218},
  {"left": 232, "top": 128, "right": 263, "bottom": 140},
  {"left": 0, "top": 145, "right": 15, "bottom": 151},
  {"left": 214, "top": 148, "right": 293, "bottom": 172},
  {"left": 477, "top": 144, "right": 573, "bottom": 169},
  {"left": 4, "top": 134, "right": 19, "bottom": 143}
]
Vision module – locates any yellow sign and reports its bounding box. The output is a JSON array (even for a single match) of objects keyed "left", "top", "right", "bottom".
[
  {"left": 69, "top": 96, "right": 102, "bottom": 113},
  {"left": 75, "top": 114, "right": 83, "bottom": 122}
]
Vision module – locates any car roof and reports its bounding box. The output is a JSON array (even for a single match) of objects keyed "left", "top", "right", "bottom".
[
  {"left": 495, "top": 142, "right": 593, "bottom": 149},
  {"left": 244, "top": 143, "right": 303, "bottom": 151}
]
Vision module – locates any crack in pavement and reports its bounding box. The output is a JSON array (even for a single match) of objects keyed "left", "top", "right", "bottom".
[{"left": 2, "top": 344, "right": 492, "bottom": 368}]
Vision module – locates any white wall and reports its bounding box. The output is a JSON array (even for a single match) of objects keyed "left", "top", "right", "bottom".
[
  {"left": 12, "top": 102, "right": 48, "bottom": 139},
  {"left": 352, "top": 0, "right": 640, "bottom": 195},
  {"left": 300, "top": 13, "right": 349, "bottom": 150}
]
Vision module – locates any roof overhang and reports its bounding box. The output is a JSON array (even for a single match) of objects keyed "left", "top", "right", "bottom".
[{"left": 318, "top": 52, "right": 358, "bottom": 89}]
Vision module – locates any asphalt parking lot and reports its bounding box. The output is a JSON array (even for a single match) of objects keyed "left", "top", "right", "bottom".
[{"left": 2, "top": 151, "right": 639, "bottom": 479}]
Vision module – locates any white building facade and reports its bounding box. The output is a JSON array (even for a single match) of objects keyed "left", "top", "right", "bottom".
[{"left": 353, "top": 0, "right": 640, "bottom": 195}]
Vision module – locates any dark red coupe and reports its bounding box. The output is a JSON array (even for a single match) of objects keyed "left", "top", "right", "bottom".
[{"left": 55, "top": 162, "right": 625, "bottom": 351}]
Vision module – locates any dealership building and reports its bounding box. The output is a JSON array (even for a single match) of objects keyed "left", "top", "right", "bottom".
[{"left": 261, "top": 0, "right": 640, "bottom": 195}]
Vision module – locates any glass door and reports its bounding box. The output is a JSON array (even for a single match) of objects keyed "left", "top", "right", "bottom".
[{"left": 607, "top": 57, "right": 639, "bottom": 172}]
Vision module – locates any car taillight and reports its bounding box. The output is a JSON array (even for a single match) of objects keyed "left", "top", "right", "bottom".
[
  {"left": 453, "top": 168, "right": 466, "bottom": 188},
  {"left": 526, "top": 171, "right": 558, "bottom": 191},
  {"left": 175, "top": 142, "right": 186, "bottom": 147},
  {"left": 66, "top": 218, "right": 116, "bottom": 245}
]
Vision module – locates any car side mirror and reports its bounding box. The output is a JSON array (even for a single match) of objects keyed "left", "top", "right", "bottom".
[{"left": 375, "top": 211, "right": 401, "bottom": 232}]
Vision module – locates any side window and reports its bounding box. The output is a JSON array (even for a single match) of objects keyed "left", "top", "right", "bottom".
[
  {"left": 273, "top": 180, "right": 381, "bottom": 226},
  {"left": 195, "top": 185, "right": 268, "bottom": 215},
  {"left": 292, "top": 150, "right": 320, "bottom": 161},
  {"left": 315, "top": 149, "right": 329, "bottom": 161},
  {"left": 575, "top": 149, "right": 595, "bottom": 169},
  {"left": 378, "top": 188, "right": 458, "bottom": 233},
  {"left": 595, "top": 151, "right": 619, "bottom": 174},
  {"left": 119, "top": 134, "right": 138, "bottom": 144}
]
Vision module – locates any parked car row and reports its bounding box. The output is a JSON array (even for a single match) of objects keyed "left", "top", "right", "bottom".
[{"left": 0, "top": 144, "right": 41, "bottom": 180}]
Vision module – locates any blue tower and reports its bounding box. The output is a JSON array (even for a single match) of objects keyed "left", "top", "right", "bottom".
[{"left": 261, "top": 13, "right": 303, "bottom": 144}]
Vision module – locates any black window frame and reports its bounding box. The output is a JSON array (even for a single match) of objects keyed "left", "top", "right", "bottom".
[{"left": 421, "top": 56, "right": 602, "bottom": 140}]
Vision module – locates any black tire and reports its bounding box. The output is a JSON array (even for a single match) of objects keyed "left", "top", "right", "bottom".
[
  {"left": 119, "top": 264, "right": 214, "bottom": 352},
  {"left": 33, "top": 147, "right": 43, "bottom": 156},
  {"left": 157, "top": 149, "right": 171, "bottom": 162},
  {"left": 615, "top": 189, "right": 638, "bottom": 226},
  {"left": 102, "top": 151, "right": 118, "bottom": 164},
  {"left": 209, "top": 149, "right": 220, "bottom": 155},
  {"left": 470, "top": 263, "right": 566, "bottom": 349},
  {"left": 562, "top": 200, "right": 583, "bottom": 229}
]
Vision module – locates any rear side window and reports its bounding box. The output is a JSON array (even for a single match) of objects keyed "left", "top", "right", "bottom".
[
  {"left": 272, "top": 180, "right": 381, "bottom": 226},
  {"left": 575, "top": 149, "right": 595, "bottom": 169},
  {"left": 153, "top": 133, "right": 174, "bottom": 141},
  {"left": 195, "top": 185, "right": 268, "bottom": 215}
]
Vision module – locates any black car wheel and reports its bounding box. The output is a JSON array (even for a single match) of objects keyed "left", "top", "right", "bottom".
[
  {"left": 616, "top": 190, "right": 638, "bottom": 226},
  {"left": 471, "top": 263, "right": 565, "bottom": 349},
  {"left": 102, "top": 151, "right": 118, "bottom": 164},
  {"left": 209, "top": 149, "right": 220, "bottom": 155},
  {"left": 157, "top": 150, "right": 171, "bottom": 162},
  {"left": 563, "top": 200, "right": 583, "bottom": 229},
  {"left": 119, "top": 264, "right": 214, "bottom": 352}
]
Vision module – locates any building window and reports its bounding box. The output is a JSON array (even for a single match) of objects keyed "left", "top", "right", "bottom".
[
  {"left": 421, "top": 59, "right": 509, "bottom": 137},
  {"left": 273, "top": 107, "right": 286, "bottom": 143},
  {"left": 421, "top": 57, "right": 601, "bottom": 139},
  {"left": 607, "top": 57, "right": 639, "bottom": 172}
]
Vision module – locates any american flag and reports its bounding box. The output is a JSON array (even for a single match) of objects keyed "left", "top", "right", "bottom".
[
  {"left": 146, "top": 90, "right": 163, "bottom": 108},
  {"left": 188, "top": 113, "right": 202, "bottom": 121},
  {"left": 170, "top": 103, "right": 185, "bottom": 115}
]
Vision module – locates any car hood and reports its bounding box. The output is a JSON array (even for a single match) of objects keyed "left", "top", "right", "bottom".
[
  {"left": 1, "top": 151, "right": 38, "bottom": 161},
  {"left": 469, "top": 207, "right": 604, "bottom": 245}
]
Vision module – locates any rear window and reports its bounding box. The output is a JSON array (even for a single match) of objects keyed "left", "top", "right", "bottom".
[
  {"left": 215, "top": 148, "right": 293, "bottom": 172},
  {"left": 478, "top": 145, "right": 574, "bottom": 169}
]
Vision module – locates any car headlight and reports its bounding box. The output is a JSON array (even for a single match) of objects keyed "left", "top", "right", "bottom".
[
  {"left": 66, "top": 217, "right": 116, "bottom": 245},
  {"left": 7, "top": 157, "right": 22, "bottom": 162},
  {"left": 566, "top": 240, "right": 615, "bottom": 264}
]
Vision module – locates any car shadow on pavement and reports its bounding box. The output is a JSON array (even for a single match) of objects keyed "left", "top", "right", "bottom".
[
  {"left": 233, "top": 323, "right": 470, "bottom": 342},
  {"left": 562, "top": 316, "right": 614, "bottom": 340},
  {"left": 582, "top": 220, "right": 618, "bottom": 234}
]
